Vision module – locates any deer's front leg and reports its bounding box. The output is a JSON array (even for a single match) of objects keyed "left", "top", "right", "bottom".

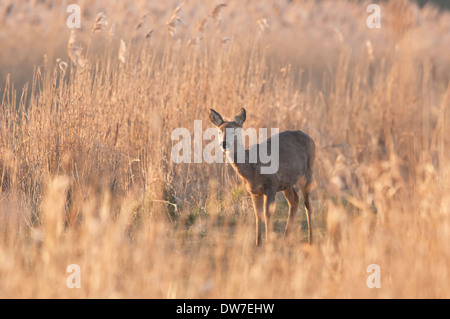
[
  {"left": 263, "top": 190, "right": 276, "bottom": 243},
  {"left": 251, "top": 194, "right": 264, "bottom": 246}
]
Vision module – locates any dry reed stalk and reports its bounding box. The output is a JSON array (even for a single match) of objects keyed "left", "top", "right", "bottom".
[
  {"left": 135, "top": 13, "right": 150, "bottom": 31},
  {"left": 211, "top": 3, "right": 227, "bottom": 21},
  {"left": 109, "top": 22, "right": 117, "bottom": 39},
  {"left": 145, "top": 29, "right": 154, "bottom": 40},
  {"left": 118, "top": 39, "right": 127, "bottom": 64},
  {"left": 92, "top": 12, "right": 108, "bottom": 34},
  {"left": 41, "top": 176, "right": 70, "bottom": 257},
  {"left": 257, "top": 18, "right": 270, "bottom": 32},
  {"left": 167, "top": 3, "right": 184, "bottom": 38},
  {"left": 67, "top": 29, "right": 87, "bottom": 67}
]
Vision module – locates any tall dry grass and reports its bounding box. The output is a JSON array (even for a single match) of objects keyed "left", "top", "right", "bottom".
[{"left": 0, "top": 0, "right": 450, "bottom": 298}]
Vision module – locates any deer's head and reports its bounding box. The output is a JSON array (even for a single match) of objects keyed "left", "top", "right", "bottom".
[{"left": 209, "top": 108, "right": 246, "bottom": 152}]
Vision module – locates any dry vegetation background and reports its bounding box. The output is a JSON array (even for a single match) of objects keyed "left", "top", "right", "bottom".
[{"left": 0, "top": 0, "right": 450, "bottom": 298}]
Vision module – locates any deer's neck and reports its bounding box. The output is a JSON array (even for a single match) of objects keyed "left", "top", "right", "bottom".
[{"left": 227, "top": 149, "right": 257, "bottom": 181}]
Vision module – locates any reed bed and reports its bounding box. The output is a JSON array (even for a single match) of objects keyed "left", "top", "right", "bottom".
[{"left": 0, "top": 0, "right": 449, "bottom": 298}]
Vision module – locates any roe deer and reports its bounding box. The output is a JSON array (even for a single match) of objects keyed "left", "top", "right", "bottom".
[{"left": 209, "top": 108, "right": 315, "bottom": 245}]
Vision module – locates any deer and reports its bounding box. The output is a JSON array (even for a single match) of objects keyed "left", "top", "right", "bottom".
[{"left": 209, "top": 108, "right": 316, "bottom": 246}]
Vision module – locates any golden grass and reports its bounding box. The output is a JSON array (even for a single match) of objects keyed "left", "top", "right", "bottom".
[{"left": 0, "top": 0, "right": 450, "bottom": 298}]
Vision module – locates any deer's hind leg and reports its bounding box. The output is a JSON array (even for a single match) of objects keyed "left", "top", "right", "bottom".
[
  {"left": 300, "top": 177, "right": 313, "bottom": 245},
  {"left": 302, "top": 140, "right": 315, "bottom": 244},
  {"left": 282, "top": 187, "right": 299, "bottom": 238}
]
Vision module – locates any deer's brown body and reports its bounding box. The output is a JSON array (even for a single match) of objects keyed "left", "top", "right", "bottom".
[{"left": 209, "top": 108, "right": 315, "bottom": 245}]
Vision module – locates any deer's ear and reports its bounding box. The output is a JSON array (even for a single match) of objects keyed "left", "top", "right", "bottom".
[
  {"left": 234, "top": 108, "right": 246, "bottom": 126},
  {"left": 209, "top": 109, "right": 224, "bottom": 127}
]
